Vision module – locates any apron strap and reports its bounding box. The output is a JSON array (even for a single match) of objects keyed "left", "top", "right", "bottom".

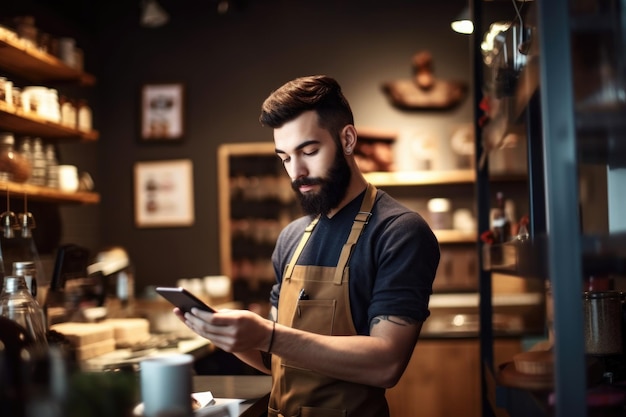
[
  {"left": 284, "top": 216, "right": 320, "bottom": 280},
  {"left": 333, "top": 183, "right": 377, "bottom": 284}
]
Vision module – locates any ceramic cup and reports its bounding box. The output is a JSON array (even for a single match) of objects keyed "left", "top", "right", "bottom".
[{"left": 140, "top": 354, "right": 194, "bottom": 417}]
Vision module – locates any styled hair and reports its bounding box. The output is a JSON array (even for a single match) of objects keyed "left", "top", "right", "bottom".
[{"left": 259, "top": 75, "right": 354, "bottom": 140}]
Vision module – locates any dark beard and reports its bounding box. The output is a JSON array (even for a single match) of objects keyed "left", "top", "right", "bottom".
[{"left": 291, "top": 147, "right": 351, "bottom": 216}]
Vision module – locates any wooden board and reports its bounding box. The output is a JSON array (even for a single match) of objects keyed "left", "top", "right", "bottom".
[
  {"left": 51, "top": 322, "right": 115, "bottom": 346},
  {"left": 497, "top": 361, "right": 554, "bottom": 391}
]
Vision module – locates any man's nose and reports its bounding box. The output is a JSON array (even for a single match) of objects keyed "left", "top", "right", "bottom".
[{"left": 287, "top": 156, "right": 307, "bottom": 180}]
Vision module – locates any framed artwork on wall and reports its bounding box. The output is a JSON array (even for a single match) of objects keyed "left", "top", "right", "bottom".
[
  {"left": 141, "top": 83, "right": 185, "bottom": 141},
  {"left": 134, "top": 159, "right": 195, "bottom": 227}
]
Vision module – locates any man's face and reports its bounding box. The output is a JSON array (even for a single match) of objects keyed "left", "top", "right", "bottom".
[{"left": 274, "top": 111, "right": 351, "bottom": 216}]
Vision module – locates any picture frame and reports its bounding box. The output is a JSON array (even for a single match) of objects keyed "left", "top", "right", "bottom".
[
  {"left": 134, "top": 159, "right": 195, "bottom": 228},
  {"left": 141, "top": 83, "right": 185, "bottom": 141}
]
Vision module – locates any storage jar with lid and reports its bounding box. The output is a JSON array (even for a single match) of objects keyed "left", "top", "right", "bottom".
[
  {"left": 583, "top": 290, "right": 623, "bottom": 355},
  {"left": 0, "top": 132, "right": 32, "bottom": 183}
]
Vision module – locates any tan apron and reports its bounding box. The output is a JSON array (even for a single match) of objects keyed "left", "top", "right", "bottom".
[{"left": 268, "top": 184, "right": 389, "bottom": 417}]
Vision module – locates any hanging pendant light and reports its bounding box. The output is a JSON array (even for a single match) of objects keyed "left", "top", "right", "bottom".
[
  {"left": 451, "top": 6, "right": 474, "bottom": 34},
  {"left": 141, "top": 0, "right": 170, "bottom": 28}
]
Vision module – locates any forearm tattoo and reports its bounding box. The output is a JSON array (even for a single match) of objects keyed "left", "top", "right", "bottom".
[{"left": 370, "top": 315, "right": 418, "bottom": 332}]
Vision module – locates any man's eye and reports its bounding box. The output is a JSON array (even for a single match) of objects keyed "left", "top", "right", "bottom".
[
  {"left": 281, "top": 157, "right": 290, "bottom": 165},
  {"left": 303, "top": 149, "right": 319, "bottom": 156}
]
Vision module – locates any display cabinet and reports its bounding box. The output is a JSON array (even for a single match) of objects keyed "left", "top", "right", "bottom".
[
  {"left": 476, "top": 1, "right": 626, "bottom": 416},
  {"left": 217, "top": 142, "right": 299, "bottom": 313},
  {"left": 0, "top": 27, "right": 99, "bottom": 205}
]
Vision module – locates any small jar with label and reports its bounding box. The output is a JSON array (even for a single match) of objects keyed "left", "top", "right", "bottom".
[
  {"left": 11, "top": 87, "right": 21, "bottom": 111},
  {"left": 0, "top": 77, "right": 7, "bottom": 103},
  {"left": 60, "top": 96, "right": 76, "bottom": 129}
]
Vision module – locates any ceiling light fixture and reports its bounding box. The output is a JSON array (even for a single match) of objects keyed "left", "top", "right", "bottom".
[
  {"left": 217, "top": 0, "right": 230, "bottom": 14},
  {"left": 141, "top": 0, "right": 170, "bottom": 28},
  {"left": 451, "top": 6, "right": 474, "bottom": 34}
]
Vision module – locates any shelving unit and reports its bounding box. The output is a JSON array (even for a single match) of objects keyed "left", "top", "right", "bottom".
[
  {"left": 0, "top": 100, "right": 98, "bottom": 141},
  {"left": 0, "top": 28, "right": 95, "bottom": 85},
  {"left": 217, "top": 142, "right": 297, "bottom": 310},
  {"left": 0, "top": 26, "right": 99, "bottom": 205},
  {"left": 476, "top": 1, "right": 626, "bottom": 416}
]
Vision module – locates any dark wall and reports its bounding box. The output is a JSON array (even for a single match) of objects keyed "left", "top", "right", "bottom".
[
  {"left": 94, "top": 0, "right": 473, "bottom": 294},
  {"left": 14, "top": 0, "right": 478, "bottom": 294}
]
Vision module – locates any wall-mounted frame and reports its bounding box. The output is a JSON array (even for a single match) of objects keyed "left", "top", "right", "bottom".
[
  {"left": 141, "top": 83, "right": 185, "bottom": 141},
  {"left": 134, "top": 159, "right": 195, "bottom": 228}
]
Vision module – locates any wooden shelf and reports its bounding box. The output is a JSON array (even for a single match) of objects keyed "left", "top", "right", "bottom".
[
  {"left": 0, "top": 28, "right": 95, "bottom": 85},
  {"left": 0, "top": 100, "right": 98, "bottom": 141},
  {"left": 0, "top": 29, "right": 98, "bottom": 205},
  {"left": 364, "top": 169, "right": 526, "bottom": 186},
  {"left": 0, "top": 181, "right": 100, "bottom": 204},
  {"left": 433, "top": 229, "right": 476, "bottom": 244},
  {"left": 364, "top": 169, "right": 475, "bottom": 186}
]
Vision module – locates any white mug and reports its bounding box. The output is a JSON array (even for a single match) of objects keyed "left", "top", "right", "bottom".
[{"left": 140, "top": 354, "right": 194, "bottom": 417}]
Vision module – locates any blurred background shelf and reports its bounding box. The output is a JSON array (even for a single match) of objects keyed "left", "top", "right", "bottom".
[
  {"left": 0, "top": 180, "right": 99, "bottom": 204},
  {"left": 0, "top": 28, "right": 95, "bottom": 85}
]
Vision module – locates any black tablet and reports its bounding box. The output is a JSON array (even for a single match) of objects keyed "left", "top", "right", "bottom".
[{"left": 155, "top": 286, "right": 216, "bottom": 314}]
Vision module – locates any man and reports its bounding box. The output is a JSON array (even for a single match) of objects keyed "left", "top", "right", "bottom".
[{"left": 177, "top": 75, "right": 439, "bottom": 417}]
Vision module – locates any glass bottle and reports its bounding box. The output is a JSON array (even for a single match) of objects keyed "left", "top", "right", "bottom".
[
  {"left": 0, "top": 275, "right": 47, "bottom": 347},
  {"left": 14, "top": 261, "right": 37, "bottom": 299}
]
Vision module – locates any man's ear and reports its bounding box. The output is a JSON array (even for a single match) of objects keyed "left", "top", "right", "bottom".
[{"left": 341, "top": 125, "right": 358, "bottom": 155}]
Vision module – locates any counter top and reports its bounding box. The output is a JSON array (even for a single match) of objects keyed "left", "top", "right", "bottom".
[
  {"left": 81, "top": 336, "right": 214, "bottom": 371},
  {"left": 193, "top": 375, "right": 271, "bottom": 417}
]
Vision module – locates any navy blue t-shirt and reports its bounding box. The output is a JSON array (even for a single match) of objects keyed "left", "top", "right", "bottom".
[{"left": 270, "top": 188, "right": 440, "bottom": 335}]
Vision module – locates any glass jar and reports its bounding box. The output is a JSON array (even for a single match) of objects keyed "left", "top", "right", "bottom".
[
  {"left": 77, "top": 99, "right": 92, "bottom": 132},
  {"left": 60, "top": 96, "right": 76, "bottom": 129},
  {"left": 0, "top": 275, "right": 47, "bottom": 347},
  {"left": 30, "top": 137, "right": 47, "bottom": 186},
  {"left": 0, "top": 132, "right": 15, "bottom": 182},
  {"left": 44, "top": 144, "right": 59, "bottom": 188},
  {"left": 583, "top": 291, "right": 623, "bottom": 355},
  {"left": 11, "top": 86, "right": 21, "bottom": 111},
  {"left": 0, "top": 133, "right": 31, "bottom": 183},
  {"left": 0, "top": 77, "right": 7, "bottom": 103}
]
